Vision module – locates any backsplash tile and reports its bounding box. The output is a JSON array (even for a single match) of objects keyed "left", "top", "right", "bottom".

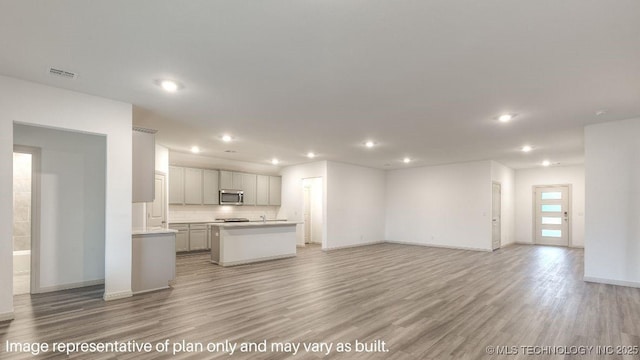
[{"left": 169, "top": 205, "right": 280, "bottom": 223}]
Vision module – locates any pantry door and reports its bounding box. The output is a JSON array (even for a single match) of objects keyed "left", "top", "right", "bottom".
[{"left": 534, "top": 185, "right": 570, "bottom": 246}]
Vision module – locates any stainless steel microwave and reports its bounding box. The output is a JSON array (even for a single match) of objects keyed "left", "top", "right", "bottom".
[{"left": 219, "top": 190, "right": 244, "bottom": 205}]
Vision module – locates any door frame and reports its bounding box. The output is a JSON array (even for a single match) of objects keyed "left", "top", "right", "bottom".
[
  {"left": 532, "top": 184, "right": 572, "bottom": 247},
  {"left": 13, "top": 145, "right": 42, "bottom": 294}
]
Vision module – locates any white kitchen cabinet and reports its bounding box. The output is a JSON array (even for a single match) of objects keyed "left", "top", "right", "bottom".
[
  {"left": 256, "top": 175, "right": 269, "bottom": 205},
  {"left": 170, "top": 224, "right": 189, "bottom": 252},
  {"left": 219, "top": 170, "right": 243, "bottom": 190},
  {"left": 184, "top": 167, "right": 203, "bottom": 204},
  {"left": 219, "top": 170, "right": 233, "bottom": 189},
  {"left": 132, "top": 129, "right": 156, "bottom": 203},
  {"left": 203, "top": 169, "right": 219, "bottom": 205},
  {"left": 168, "top": 166, "right": 185, "bottom": 204},
  {"left": 269, "top": 176, "right": 282, "bottom": 206},
  {"left": 242, "top": 173, "right": 257, "bottom": 205},
  {"left": 189, "top": 224, "right": 208, "bottom": 251}
]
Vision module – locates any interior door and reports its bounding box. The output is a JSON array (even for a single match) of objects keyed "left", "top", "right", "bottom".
[
  {"left": 534, "top": 185, "right": 570, "bottom": 246},
  {"left": 492, "top": 182, "right": 501, "bottom": 250},
  {"left": 303, "top": 186, "right": 311, "bottom": 244},
  {"left": 147, "top": 173, "right": 166, "bottom": 228}
]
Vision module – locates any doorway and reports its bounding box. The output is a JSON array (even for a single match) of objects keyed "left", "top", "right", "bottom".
[
  {"left": 533, "top": 185, "right": 571, "bottom": 246},
  {"left": 492, "top": 182, "right": 501, "bottom": 250},
  {"left": 12, "top": 146, "right": 40, "bottom": 295},
  {"left": 302, "top": 177, "right": 323, "bottom": 245}
]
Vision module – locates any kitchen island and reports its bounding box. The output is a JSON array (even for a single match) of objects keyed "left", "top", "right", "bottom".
[{"left": 208, "top": 221, "right": 300, "bottom": 266}]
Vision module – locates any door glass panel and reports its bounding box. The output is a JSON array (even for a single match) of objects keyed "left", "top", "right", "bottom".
[
  {"left": 541, "top": 229, "right": 562, "bottom": 238},
  {"left": 541, "top": 192, "right": 562, "bottom": 200},
  {"left": 541, "top": 204, "right": 562, "bottom": 212},
  {"left": 542, "top": 217, "right": 562, "bottom": 225}
]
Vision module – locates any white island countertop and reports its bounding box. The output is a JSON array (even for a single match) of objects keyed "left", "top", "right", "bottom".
[
  {"left": 208, "top": 221, "right": 301, "bottom": 228},
  {"left": 132, "top": 228, "right": 179, "bottom": 235}
]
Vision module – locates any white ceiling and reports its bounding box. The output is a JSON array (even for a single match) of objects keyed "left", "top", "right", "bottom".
[{"left": 1, "top": 0, "right": 639, "bottom": 169}]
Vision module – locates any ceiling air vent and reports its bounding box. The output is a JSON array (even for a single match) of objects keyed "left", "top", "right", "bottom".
[{"left": 48, "top": 67, "right": 78, "bottom": 80}]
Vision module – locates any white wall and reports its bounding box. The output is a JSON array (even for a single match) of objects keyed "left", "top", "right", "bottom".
[
  {"left": 491, "top": 161, "right": 516, "bottom": 246},
  {"left": 278, "top": 161, "right": 327, "bottom": 246},
  {"left": 326, "top": 161, "right": 386, "bottom": 249},
  {"left": 14, "top": 124, "right": 106, "bottom": 290},
  {"left": 584, "top": 117, "right": 640, "bottom": 287},
  {"left": 514, "top": 165, "right": 585, "bottom": 247},
  {"left": 0, "top": 75, "right": 132, "bottom": 316},
  {"left": 386, "top": 161, "right": 492, "bottom": 251}
]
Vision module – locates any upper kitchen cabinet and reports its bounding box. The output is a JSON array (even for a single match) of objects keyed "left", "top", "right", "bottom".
[
  {"left": 256, "top": 175, "right": 269, "bottom": 205},
  {"left": 241, "top": 173, "right": 257, "bottom": 205},
  {"left": 219, "top": 170, "right": 243, "bottom": 190},
  {"left": 169, "top": 166, "right": 184, "bottom": 204},
  {"left": 132, "top": 128, "right": 157, "bottom": 202},
  {"left": 184, "top": 167, "right": 203, "bottom": 205},
  {"left": 269, "top": 176, "right": 282, "bottom": 206},
  {"left": 203, "top": 169, "right": 219, "bottom": 205}
]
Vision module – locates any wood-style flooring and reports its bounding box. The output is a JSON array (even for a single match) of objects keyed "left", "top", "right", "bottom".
[{"left": 2, "top": 244, "right": 640, "bottom": 359}]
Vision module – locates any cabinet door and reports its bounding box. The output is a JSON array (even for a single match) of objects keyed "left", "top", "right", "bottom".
[
  {"left": 175, "top": 230, "right": 189, "bottom": 252},
  {"left": 219, "top": 170, "right": 234, "bottom": 189},
  {"left": 256, "top": 175, "right": 269, "bottom": 205},
  {"left": 232, "top": 172, "right": 243, "bottom": 190},
  {"left": 189, "top": 229, "right": 207, "bottom": 251},
  {"left": 242, "top": 173, "right": 257, "bottom": 205},
  {"left": 203, "top": 169, "right": 220, "bottom": 205},
  {"left": 184, "top": 168, "right": 203, "bottom": 205},
  {"left": 168, "top": 166, "right": 184, "bottom": 204},
  {"left": 269, "top": 176, "right": 282, "bottom": 206},
  {"left": 132, "top": 130, "right": 156, "bottom": 202}
]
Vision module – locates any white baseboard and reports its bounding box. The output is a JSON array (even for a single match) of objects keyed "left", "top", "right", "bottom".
[
  {"left": 385, "top": 240, "right": 492, "bottom": 252},
  {"left": 34, "top": 279, "right": 104, "bottom": 294},
  {"left": 324, "top": 241, "right": 384, "bottom": 251},
  {"left": 132, "top": 286, "right": 171, "bottom": 296},
  {"left": 584, "top": 276, "right": 640, "bottom": 289},
  {"left": 103, "top": 290, "right": 133, "bottom": 301},
  {"left": 0, "top": 311, "right": 14, "bottom": 322}
]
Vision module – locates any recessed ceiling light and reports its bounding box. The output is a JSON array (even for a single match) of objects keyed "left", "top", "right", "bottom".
[
  {"left": 190, "top": 146, "right": 200, "bottom": 154},
  {"left": 542, "top": 160, "right": 551, "bottom": 167},
  {"left": 307, "top": 152, "right": 316, "bottom": 159},
  {"left": 498, "top": 114, "right": 514, "bottom": 123},
  {"left": 595, "top": 110, "right": 607, "bottom": 116},
  {"left": 521, "top": 145, "right": 532, "bottom": 152},
  {"left": 403, "top": 157, "right": 411, "bottom": 163},
  {"left": 222, "top": 134, "right": 232, "bottom": 142},
  {"left": 159, "top": 80, "right": 181, "bottom": 92},
  {"left": 365, "top": 141, "right": 375, "bottom": 148},
  {"left": 271, "top": 158, "right": 279, "bottom": 165}
]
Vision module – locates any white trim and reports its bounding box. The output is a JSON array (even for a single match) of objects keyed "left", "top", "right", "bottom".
[
  {"left": 0, "top": 311, "right": 14, "bottom": 322},
  {"left": 34, "top": 279, "right": 105, "bottom": 294},
  {"left": 132, "top": 286, "right": 171, "bottom": 295},
  {"left": 584, "top": 276, "right": 640, "bottom": 289},
  {"left": 384, "top": 240, "right": 492, "bottom": 252},
  {"left": 103, "top": 290, "right": 133, "bottom": 301},
  {"left": 323, "top": 240, "right": 384, "bottom": 251}
]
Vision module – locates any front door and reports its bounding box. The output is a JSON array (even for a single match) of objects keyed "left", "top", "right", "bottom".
[
  {"left": 147, "top": 172, "right": 166, "bottom": 228},
  {"left": 534, "top": 185, "right": 570, "bottom": 246}
]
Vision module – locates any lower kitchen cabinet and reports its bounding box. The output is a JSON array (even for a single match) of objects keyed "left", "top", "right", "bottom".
[
  {"left": 170, "top": 224, "right": 189, "bottom": 252},
  {"left": 189, "top": 224, "right": 208, "bottom": 251}
]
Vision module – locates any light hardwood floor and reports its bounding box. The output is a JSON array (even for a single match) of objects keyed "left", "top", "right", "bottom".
[{"left": 1, "top": 244, "right": 640, "bottom": 359}]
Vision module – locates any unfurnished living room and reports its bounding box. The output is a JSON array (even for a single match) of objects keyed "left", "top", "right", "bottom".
[{"left": 1, "top": 1, "right": 640, "bottom": 359}]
